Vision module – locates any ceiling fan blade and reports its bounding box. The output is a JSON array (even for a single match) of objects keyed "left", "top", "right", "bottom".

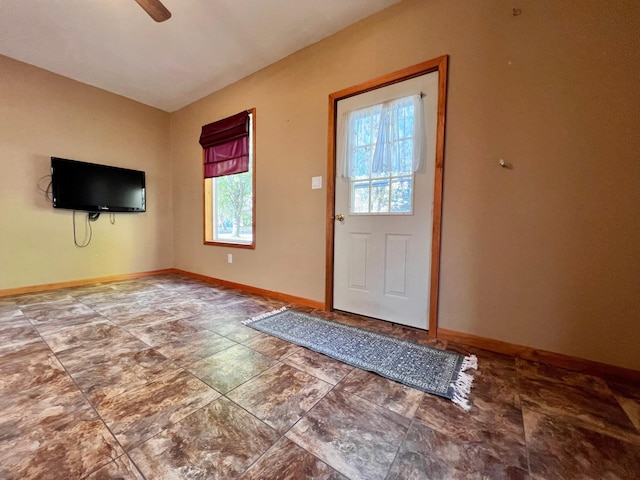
[{"left": 134, "top": 0, "right": 172, "bottom": 22}]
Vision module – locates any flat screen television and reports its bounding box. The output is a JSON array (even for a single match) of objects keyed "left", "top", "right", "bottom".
[{"left": 51, "top": 157, "right": 146, "bottom": 213}]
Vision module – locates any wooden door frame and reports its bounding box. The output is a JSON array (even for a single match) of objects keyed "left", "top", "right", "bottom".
[{"left": 324, "top": 55, "right": 449, "bottom": 338}]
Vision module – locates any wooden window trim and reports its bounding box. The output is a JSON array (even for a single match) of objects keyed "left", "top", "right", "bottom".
[{"left": 203, "top": 108, "right": 256, "bottom": 249}]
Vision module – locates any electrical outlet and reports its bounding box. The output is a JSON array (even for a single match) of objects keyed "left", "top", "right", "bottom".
[
  {"left": 312, "top": 176, "right": 322, "bottom": 189},
  {"left": 228, "top": 254, "right": 233, "bottom": 264}
]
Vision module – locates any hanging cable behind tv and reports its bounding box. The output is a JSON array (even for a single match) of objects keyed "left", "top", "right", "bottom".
[{"left": 73, "top": 211, "right": 93, "bottom": 248}]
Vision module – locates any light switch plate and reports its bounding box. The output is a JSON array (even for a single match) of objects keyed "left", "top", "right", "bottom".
[{"left": 312, "top": 176, "right": 322, "bottom": 189}]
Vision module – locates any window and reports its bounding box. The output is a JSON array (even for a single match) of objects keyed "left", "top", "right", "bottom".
[
  {"left": 341, "top": 95, "right": 423, "bottom": 214},
  {"left": 202, "top": 109, "right": 255, "bottom": 247}
]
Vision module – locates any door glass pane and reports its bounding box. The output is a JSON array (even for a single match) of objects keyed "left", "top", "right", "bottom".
[
  {"left": 347, "top": 96, "right": 416, "bottom": 215},
  {"left": 370, "top": 179, "right": 390, "bottom": 213},
  {"left": 390, "top": 177, "right": 412, "bottom": 213},
  {"left": 352, "top": 181, "right": 370, "bottom": 213}
]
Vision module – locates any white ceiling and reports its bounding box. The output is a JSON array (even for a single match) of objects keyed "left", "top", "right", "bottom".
[{"left": 0, "top": 0, "right": 400, "bottom": 112}]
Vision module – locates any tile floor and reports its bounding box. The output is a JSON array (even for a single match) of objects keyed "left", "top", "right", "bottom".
[{"left": 0, "top": 273, "right": 639, "bottom": 479}]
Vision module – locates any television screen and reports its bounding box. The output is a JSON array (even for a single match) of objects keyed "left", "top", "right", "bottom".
[{"left": 51, "top": 157, "right": 146, "bottom": 213}]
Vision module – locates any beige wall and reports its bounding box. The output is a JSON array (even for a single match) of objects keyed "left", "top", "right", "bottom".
[
  {"left": 0, "top": 56, "right": 173, "bottom": 289},
  {"left": 171, "top": 0, "right": 640, "bottom": 370}
]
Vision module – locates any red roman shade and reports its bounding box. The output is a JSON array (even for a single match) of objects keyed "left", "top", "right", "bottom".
[{"left": 199, "top": 111, "right": 250, "bottom": 178}]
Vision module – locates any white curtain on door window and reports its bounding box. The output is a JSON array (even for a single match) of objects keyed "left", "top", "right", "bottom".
[{"left": 339, "top": 94, "right": 424, "bottom": 178}]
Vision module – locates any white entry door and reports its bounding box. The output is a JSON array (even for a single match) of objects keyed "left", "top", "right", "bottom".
[{"left": 333, "top": 72, "right": 438, "bottom": 329}]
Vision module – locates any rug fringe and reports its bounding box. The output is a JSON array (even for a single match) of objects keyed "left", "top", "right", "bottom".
[
  {"left": 451, "top": 370, "right": 475, "bottom": 412},
  {"left": 461, "top": 354, "right": 478, "bottom": 372},
  {"left": 451, "top": 354, "right": 477, "bottom": 412},
  {"left": 243, "top": 306, "right": 287, "bottom": 325}
]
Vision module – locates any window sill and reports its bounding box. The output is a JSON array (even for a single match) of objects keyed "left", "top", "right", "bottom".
[{"left": 203, "top": 240, "right": 255, "bottom": 249}]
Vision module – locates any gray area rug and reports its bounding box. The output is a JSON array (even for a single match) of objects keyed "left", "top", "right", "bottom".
[{"left": 244, "top": 308, "right": 477, "bottom": 410}]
